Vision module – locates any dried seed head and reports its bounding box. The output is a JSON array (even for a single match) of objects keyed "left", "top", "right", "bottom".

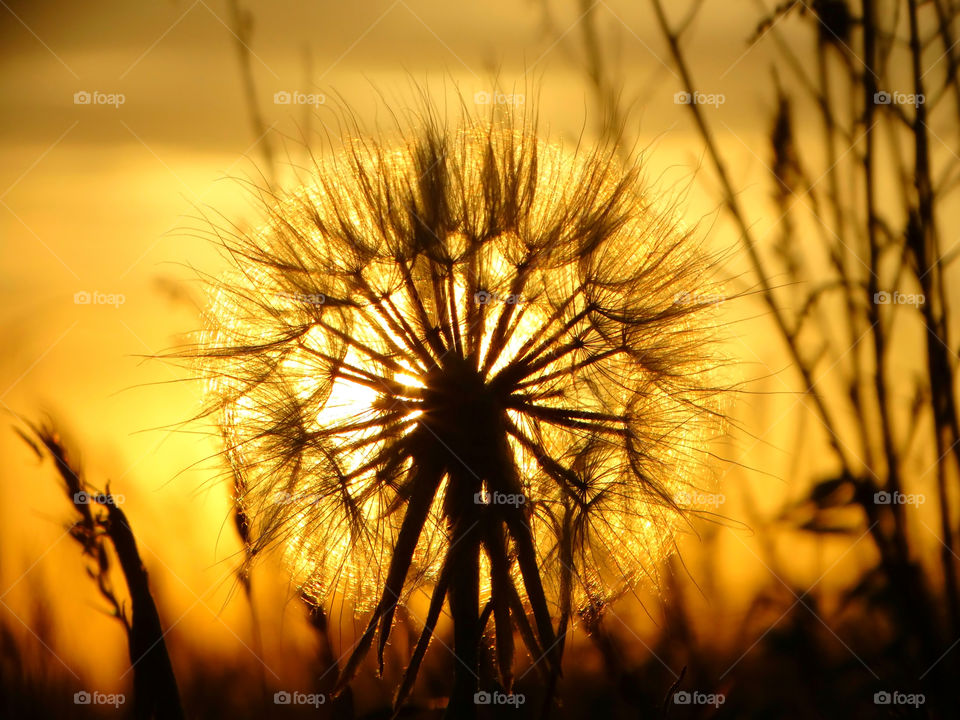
[{"left": 199, "top": 104, "right": 726, "bottom": 620}]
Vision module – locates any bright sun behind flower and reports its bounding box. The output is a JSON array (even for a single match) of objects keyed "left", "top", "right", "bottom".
[{"left": 199, "top": 103, "right": 725, "bottom": 714}]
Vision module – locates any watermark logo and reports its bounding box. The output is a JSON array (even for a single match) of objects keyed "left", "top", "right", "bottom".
[
  {"left": 473, "top": 690, "right": 525, "bottom": 706},
  {"left": 276, "top": 291, "right": 326, "bottom": 306},
  {"left": 874, "top": 690, "right": 925, "bottom": 708},
  {"left": 673, "top": 691, "right": 725, "bottom": 707},
  {"left": 273, "top": 90, "right": 326, "bottom": 107},
  {"left": 273, "top": 690, "right": 326, "bottom": 707},
  {"left": 74, "top": 691, "right": 125, "bottom": 707},
  {"left": 673, "top": 291, "right": 725, "bottom": 306},
  {"left": 474, "top": 290, "right": 521, "bottom": 305},
  {"left": 675, "top": 490, "right": 726, "bottom": 508},
  {"left": 475, "top": 489, "right": 526, "bottom": 507},
  {"left": 74, "top": 290, "right": 125, "bottom": 308},
  {"left": 74, "top": 491, "right": 125, "bottom": 506},
  {"left": 74, "top": 91, "right": 125, "bottom": 108},
  {"left": 474, "top": 91, "right": 525, "bottom": 106},
  {"left": 873, "top": 290, "right": 924, "bottom": 306},
  {"left": 874, "top": 490, "right": 925, "bottom": 506},
  {"left": 271, "top": 490, "right": 323, "bottom": 506},
  {"left": 873, "top": 91, "right": 925, "bottom": 107},
  {"left": 674, "top": 91, "right": 725, "bottom": 108}
]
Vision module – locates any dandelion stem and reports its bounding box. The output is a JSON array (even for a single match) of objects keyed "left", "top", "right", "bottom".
[{"left": 446, "top": 517, "right": 481, "bottom": 719}]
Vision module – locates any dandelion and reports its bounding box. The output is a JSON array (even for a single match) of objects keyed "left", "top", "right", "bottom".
[{"left": 198, "top": 101, "right": 725, "bottom": 717}]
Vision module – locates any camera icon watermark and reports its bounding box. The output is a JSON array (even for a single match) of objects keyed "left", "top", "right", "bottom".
[
  {"left": 873, "top": 290, "right": 924, "bottom": 306},
  {"left": 474, "top": 489, "right": 526, "bottom": 507},
  {"left": 673, "top": 290, "right": 725, "bottom": 306},
  {"left": 271, "top": 490, "right": 322, "bottom": 506},
  {"left": 874, "top": 490, "right": 925, "bottom": 506},
  {"left": 673, "top": 690, "right": 725, "bottom": 707},
  {"left": 273, "top": 690, "right": 325, "bottom": 707},
  {"left": 74, "top": 290, "right": 126, "bottom": 308},
  {"left": 675, "top": 490, "right": 726, "bottom": 508},
  {"left": 873, "top": 90, "right": 925, "bottom": 107},
  {"left": 473, "top": 690, "right": 525, "bottom": 706},
  {"left": 276, "top": 291, "right": 326, "bottom": 306},
  {"left": 474, "top": 91, "right": 525, "bottom": 106},
  {"left": 74, "top": 491, "right": 125, "bottom": 507},
  {"left": 273, "top": 90, "right": 326, "bottom": 107},
  {"left": 874, "top": 690, "right": 925, "bottom": 707},
  {"left": 73, "top": 90, "right": 125, "bottom": 108},
  {"left": 674, "top": 90, "right": 725, "bottom": 108},
  {"left": 474, "top": 290, "right": 521, "bottom": 305},
  {"left": 73, "top": 690, "right": 125, "bottom": 707}
]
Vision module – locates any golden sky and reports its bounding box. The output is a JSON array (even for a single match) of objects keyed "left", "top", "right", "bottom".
[{"left": 3, "top": 0, "right": 945, "bottom": 695}]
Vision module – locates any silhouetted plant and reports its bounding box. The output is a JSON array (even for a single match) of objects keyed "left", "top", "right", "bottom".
[
  {"left": 197, "top": 102, "right": 725, "bottom": 717},
  {"left": 640, "top": 0, "right": 960, "bottom": 715},
  {"left": 18, "top": 422, "right": 184, "bottom": 720}
]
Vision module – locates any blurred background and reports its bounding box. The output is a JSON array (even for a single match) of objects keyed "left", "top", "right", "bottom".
[{"left": 2, "top": 0, "right": 958, "bottom": 717}]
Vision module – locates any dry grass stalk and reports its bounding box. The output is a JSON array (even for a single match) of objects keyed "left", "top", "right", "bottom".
[{"left": 19, "top": 421, "right": 185, "bottom": 720}]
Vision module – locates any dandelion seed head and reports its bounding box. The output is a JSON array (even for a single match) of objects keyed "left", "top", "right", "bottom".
[{"left": 200, "top": 106, "right": 726, "bottom": 618}]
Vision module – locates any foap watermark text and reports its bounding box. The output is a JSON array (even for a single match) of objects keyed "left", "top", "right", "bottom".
[{"left": 75, "top": 290, "right": 125, "bottom": 308}]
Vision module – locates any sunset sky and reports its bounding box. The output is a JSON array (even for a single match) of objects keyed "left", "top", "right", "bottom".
[{"left": 2, "top": 1, "right": 956, "bottom": 716}]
